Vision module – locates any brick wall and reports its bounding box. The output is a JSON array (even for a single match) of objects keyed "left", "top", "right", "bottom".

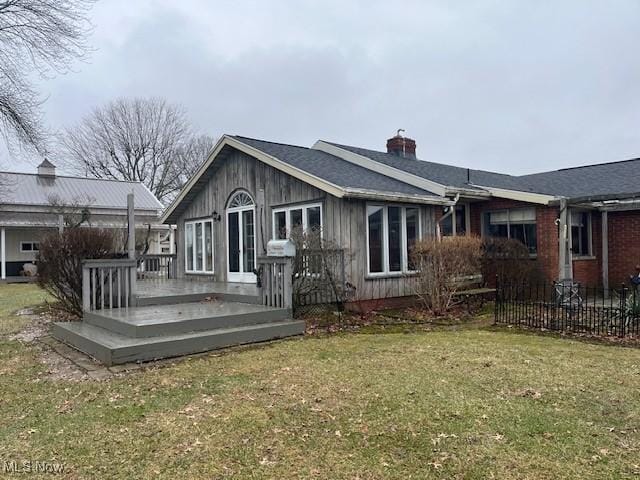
[
  {"left": 572, "top": 212, "right": 601, "bottom": 286},
  {"left": 608, "top": 210, "right": 640, "bottom": 286},
  {"left": 467, "top": 198, "right": 640, "bottom": 287},
  {"left": 468, "top": 198, "right": 560, "bottom": 282}
]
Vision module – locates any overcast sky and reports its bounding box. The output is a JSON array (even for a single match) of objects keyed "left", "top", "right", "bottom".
[{"left": 3, "top": 0, "right": 640, "bottom": 176}]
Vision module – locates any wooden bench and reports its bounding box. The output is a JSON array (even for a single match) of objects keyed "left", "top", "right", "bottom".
[{"left": 451, "top": 274, "right": 496, "bottom": 312}]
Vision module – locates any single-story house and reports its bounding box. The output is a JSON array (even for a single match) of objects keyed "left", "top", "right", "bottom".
[
  {"left": 162, "top": 133, "right": 640, "bottom": 302},
  {"left": 0, "top": 160, "right": 168, "bottom": 280}
]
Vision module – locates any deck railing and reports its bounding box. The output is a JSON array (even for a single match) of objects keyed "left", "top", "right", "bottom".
[
  {"left": 256, "top": 256, "right": 294, "bottom": 309},
  {"left": 82, "top": 259, "right": 137, "bottom": 312},
  {"left": 293, "top": 248, "right": 347, "bottom": 310},
  {"left": 138, "top": 253, "right": 177, "bottom": 279}
]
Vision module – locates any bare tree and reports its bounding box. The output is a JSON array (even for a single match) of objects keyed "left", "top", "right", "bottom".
[
  {"left": 47, "top": 193, "right": 94, "bottom": 228},
  {"left": 59, "top": 97, "right": 212, "bottom": 204},
  {"left": 174, "top": 133, "right": 215, "bottom": 187},
  {"left": 0, "top": 0, "right": 95, "bottom": 152}
]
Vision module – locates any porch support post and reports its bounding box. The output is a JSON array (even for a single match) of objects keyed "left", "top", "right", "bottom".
[
  {"left": 58, "top": 214, "right": 64, "bottom": 234},
  {"left": 169, "top": 226, "right": 175, "bottom": 255},
  {"left": 602, "top": 210, "right": 609, "bottom": 295},
  {"left": 558, "top": 198, "right": 573, "bottom": 281},
  {"left": 127, "top": 193, "right": 136, "bottom": 301},
  {"left": 451, "top": 206, "right": 457, "bottom": 236},
  {"left": 1, "top": 227, "right": 5, "bottom": 280}
]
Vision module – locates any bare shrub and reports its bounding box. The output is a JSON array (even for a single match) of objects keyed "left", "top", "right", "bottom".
[
  {"left": 289, "top": 227, "right": 354, "bottom": 317},
  {"left": 412, "top": 236, "right": 483, "bottom": 315},
  {"left": 37, "top": 229, "right": 116, "bottom": 316},
  {"left": 481, "top": 237, "right": 544, "bottom": 291}
]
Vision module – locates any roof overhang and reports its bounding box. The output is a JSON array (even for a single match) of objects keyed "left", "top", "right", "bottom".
[
  {"left": 0, "top": 203, "right": 161, "bottom": 217},
  {"left": 343, "top": 188, "right": 453, "bottom": 205},
  {"left": 562, "top": 197, "right": 640, "bottom": 212},
  {"left": 470, "top": 185, "right": 557, "bottom": 205}
]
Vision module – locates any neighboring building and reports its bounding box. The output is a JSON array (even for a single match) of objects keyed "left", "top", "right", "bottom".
[
  {"left": 0, "top": 160, "right": 168, "bottom": 280},
  {"left": 162, "top": 133, "right": 640, "bottom": 302}
]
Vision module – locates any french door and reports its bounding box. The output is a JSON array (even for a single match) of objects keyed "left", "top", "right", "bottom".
[{"left": 226, "top": 193, "right": 256, "bottom": 283}]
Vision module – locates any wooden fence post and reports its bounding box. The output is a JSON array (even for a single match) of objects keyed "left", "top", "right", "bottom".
[
  {"left": 283, "top": 257, "right": 293, "bottom": 310},
  {"left": 127, "top": 193, "right": 136, "bottom": 305}
]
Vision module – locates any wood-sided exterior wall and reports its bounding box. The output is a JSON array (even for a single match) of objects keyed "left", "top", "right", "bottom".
[{"left": 174, "top": 149, "right": 438, "bottom": 301}]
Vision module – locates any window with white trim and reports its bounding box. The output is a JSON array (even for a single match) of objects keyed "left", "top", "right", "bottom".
[
  {"left": 20, "top": 241, "right": 40, "bottom": 253},
  {"left": 185, "top": 219, "right": 214, "bottom": 274},
  {"left": 441, "top": 204, "right": 468, "bottom": 236},
  {"left": 272, "top": 203, "right": 322, "bottom": 239},
  {"left": 366, "top": 205, "right": 421, "bottom": 275},
  {"left": 483, "top": 208, "right": 537, "bottom": 255},
  {"left": 571, "top": 211, "right": 592, "bottom": 257}
]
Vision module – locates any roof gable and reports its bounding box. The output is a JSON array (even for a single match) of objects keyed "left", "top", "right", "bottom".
[{"left": 161, "top": 135, "right": 449, "bottom": 224}]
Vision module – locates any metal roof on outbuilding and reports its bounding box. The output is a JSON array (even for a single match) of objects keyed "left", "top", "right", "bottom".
[{"left": 0, "top": 171, "right": 163, "bottom": 212}]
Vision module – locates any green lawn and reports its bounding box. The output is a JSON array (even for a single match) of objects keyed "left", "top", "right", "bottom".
[
  {"left": 0, "top": 283, "right": 51, "bottom": 335},
  {"left": 1, "top": 285, "right": 639, "bottom": 479}
]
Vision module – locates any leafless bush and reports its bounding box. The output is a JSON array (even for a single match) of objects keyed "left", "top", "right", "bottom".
[
  {"left": 289, "top": 227, "right": 354, "bottom": 317},
  {"left": 412, "top": 236, "right": 483, "bottom": 315},
  {"left": 481, "top": 237, "right": 544, "bottom": 290},
  {"left": 37, "top": 228, "right": 116, "bottom": 316}
]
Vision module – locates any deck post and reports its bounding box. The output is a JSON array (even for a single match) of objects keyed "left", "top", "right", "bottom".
[
  {"left": 602, "top": 210, "right": 609, "bottom": 297},
  {"left": 1, "top": 227, "right": 5, "bottom": 280},
  {"left": 127, "top": 193, "right": 136, "bottom": 304},
  {"left": 58, "top": 214, "right": 64, "bottom": 234},
  {"left": 169, "top": 227, "right": 175, "bottom": 255},
  {"left": 82, "top": 263, "right": 90, "bottom": 311},
  {"left": 283, "top": 257, "right": 294, "bottom": 309}
]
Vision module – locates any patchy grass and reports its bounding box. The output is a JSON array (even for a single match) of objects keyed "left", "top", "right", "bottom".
[
  {"left": 0, "top": 283, "right": 52, "bottom": 335},
  {"left": 1, "top": 291, "right": 640, "bottom": 478}
]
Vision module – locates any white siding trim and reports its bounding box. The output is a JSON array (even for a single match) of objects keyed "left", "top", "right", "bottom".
[{"left": 470, "top": 185, "right": 556, "bottom": 205}]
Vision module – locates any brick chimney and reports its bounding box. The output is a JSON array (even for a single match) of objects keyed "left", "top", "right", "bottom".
[
  {"left": 386, "top": 130, "right": 416, "bottom": 159},
  {"left": 37, "top": 158, "right": 56, "bottom": 177}
]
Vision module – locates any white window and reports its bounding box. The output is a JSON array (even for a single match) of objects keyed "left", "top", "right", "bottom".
[
  {"left": 483, "top": 208, "right": 537, "bottom": 255},
  {"left": 366, "top": 205, "right": 421, "bottom": 276},
  {"left": 441, "top": 204, "right": 468, "bottom": 236},
  {"left": 272, "top": 203, "right": 323, "bottom": 240},
  {"left": 20, "top": 241, "right": 40, "bottom": 253},
  {"left": 571, "top": 211, "right": 592, "bottom": 257},
  {"left": 184, "top": 219, "right": 214, "bottom": 274}
]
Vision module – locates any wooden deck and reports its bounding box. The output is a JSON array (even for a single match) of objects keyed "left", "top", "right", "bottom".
[
  {"left": 135, "top": 278, "right": 260, "bottom": 306},
  {"left": 53, "top": 278, "right": 303, "bottom": 366}
]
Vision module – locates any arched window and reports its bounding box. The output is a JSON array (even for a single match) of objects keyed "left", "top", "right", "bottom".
[{"left": 227, "top": 191, "right": 254, "bottom": 209}]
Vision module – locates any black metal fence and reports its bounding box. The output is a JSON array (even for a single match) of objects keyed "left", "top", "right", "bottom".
[{"left": 495, "top": 280, "right": 640, "bottom": 338}]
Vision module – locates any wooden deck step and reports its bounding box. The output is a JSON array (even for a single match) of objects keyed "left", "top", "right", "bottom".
[
  {"left": 84, "top": 301, "right": 291, "bottom": 338},
  {"left": 52, "top": 320, "right": 305, "bottom": 366}
]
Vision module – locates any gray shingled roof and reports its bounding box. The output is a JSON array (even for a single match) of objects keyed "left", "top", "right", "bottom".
[
  {"left": 517, "top": 159, "right": 640, "bottom": 198},
  {"left": 328, "top": 142, "right": 640, "bottom": 199},
  {"left": 233, "top": 136, "right": 442, "bottom": 198},
  {"left": 326, "top": 142, "right": 546, "bottom": 193},
  {"left": 0, "top": 171, "right": 163, "bottom": 211}
]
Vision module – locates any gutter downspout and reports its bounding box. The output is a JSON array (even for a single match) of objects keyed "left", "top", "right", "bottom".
[{"left": 437, "top": 194, "right": 460, "bottom": 240}]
